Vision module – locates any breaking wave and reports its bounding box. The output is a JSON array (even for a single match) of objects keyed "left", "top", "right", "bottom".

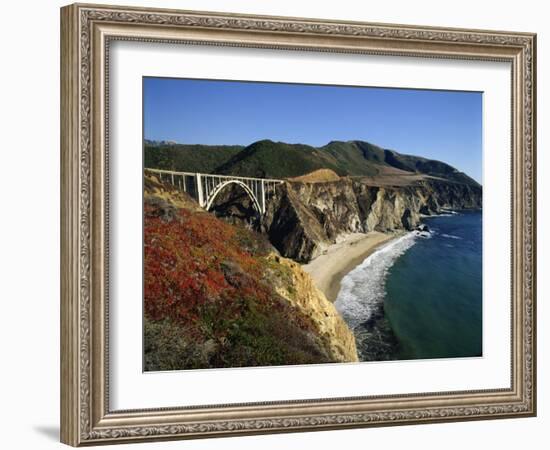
[
  {"left": 440, "top": 209, "right": 459, "bottom": 215},
  {"left": 441, "top": 233, "right": 462, "bottom": 240},
  {"left": 334, "top": 233, "right": 418, "bottom": 330}
]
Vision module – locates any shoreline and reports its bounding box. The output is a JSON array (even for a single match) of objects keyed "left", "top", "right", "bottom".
[{"left": 302, "top": 232, "right": 401, "bottom": 303}]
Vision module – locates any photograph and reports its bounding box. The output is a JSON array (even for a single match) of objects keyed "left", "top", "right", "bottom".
[{"left": 142, "top": 77, "right": 483, "bottom": 371}]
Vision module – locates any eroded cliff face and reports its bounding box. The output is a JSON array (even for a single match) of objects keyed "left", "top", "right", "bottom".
[
  {"left": 261, "top": 178, "right": 482, "bottom": 262},
  {"left": 266, "top": 254, "right": 359, "bottom": 363},
  {"left": 143, "top": 174, "right": 359, "bottom": 369}
]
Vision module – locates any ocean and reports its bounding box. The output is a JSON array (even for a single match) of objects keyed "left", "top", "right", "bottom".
[{"left": 334, "top": 210, "right": 482, "bottom": 362}]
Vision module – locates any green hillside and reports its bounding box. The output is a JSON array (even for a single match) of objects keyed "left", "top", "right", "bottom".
[
  {"left": 144, "top": 139, "right": 479, "bottom": 186},
  {"left": 215, "top": 140, "right": 346, "bottom": 178},
  {"left": 144, "top": 142, "right": 243, "bottom": 173},
  {"left": 320, "top": 141, "right": 385, "bottom": 176},
  {"left": 380, "top": 149, "right": 477, "bottom": 185}
]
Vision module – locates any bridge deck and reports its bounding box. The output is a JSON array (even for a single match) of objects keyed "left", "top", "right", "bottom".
[{"left": 145, "top": 168, "right": 284, "bottom": 184}]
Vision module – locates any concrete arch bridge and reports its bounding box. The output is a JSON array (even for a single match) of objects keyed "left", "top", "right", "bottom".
[{"left": 146, "top": 168, "right": 284, "bottom": 215}]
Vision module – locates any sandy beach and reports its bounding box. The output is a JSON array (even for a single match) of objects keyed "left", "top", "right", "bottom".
[{"left": 302, "top": 232, "right": 399, "bottom": 302}]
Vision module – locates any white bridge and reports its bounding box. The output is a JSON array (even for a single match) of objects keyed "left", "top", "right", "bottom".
[{"left": 146, "top": 168, "right": 284, "bottom": 215}]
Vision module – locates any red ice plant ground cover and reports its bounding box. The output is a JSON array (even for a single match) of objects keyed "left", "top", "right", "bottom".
[
  {"left": 143, "top": 201, "right": 332, "bottom": 370},
  {"left": 144, "top": 204, "right": 267, "bottom": 331}
]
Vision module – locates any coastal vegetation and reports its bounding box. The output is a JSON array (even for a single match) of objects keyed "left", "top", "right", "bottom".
[
  {"left": 143, "top": 139, "right": 483, "bottom": 370},
  {"left": 145, "top": 139, "right": 480, "bottom": 187},
  {"left": 143, "top": 176, "right": 357, "bottom": 371}
]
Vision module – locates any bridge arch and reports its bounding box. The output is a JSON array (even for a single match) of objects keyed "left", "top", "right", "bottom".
[
  {"left": 204, "top": 179, "right": 262, "bottom": 214},
  {"left": 145, "top": 168, "right": 283, "bottom": 215}
]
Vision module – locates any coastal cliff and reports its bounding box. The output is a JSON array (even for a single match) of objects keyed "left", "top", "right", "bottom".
[
  {"left": 260, "top": 178, "right": 482, "bottom": 262},
  {"left": 266, "top": 254, "right": 358, "bottom": 362},
  {"left": 146, "top": 138, "right": 483, "bottom": 263},
  {"left": 143, "top": 175, "right": 358, "bottom": 370},
  {"left": 143, "top": 136, "right": 484, "bottom": 368}
]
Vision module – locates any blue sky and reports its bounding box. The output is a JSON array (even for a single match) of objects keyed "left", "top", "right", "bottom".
[{"left": 144, "top": 77, "right": 482, "bottom": 183}]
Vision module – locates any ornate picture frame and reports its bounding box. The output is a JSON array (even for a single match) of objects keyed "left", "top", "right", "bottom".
[{"left": 60, "top": 3, "right": 536, "bottom": 446}]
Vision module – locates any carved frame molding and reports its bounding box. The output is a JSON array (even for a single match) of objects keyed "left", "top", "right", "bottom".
[{"left": 60, "top": 3, "right": 536, "bottom": 446}]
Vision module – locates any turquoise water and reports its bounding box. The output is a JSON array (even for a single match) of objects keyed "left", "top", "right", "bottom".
[{"left": 334, "top": 211, "right": 482, "bottom": 361}]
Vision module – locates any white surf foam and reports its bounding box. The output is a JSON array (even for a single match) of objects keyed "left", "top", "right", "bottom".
[
  {"left": 334, "top": 232, "right": 417, "bottom": 330},
  {"left": 441, "top": 233, "right": 462, "bottom": 240}
]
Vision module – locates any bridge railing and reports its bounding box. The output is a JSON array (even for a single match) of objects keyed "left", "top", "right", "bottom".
[
  {"left": 145, "top": 168, "right": 199, "bottom": 195},
  {"left": 145, "top": 168, "right": 284, "bottom": 184}
]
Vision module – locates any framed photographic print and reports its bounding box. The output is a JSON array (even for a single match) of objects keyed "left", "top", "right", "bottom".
[{"left": 60, "top": 3, "right": 537, "bottom": 446}]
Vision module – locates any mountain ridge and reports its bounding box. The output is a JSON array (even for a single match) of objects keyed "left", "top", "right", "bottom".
[{"left": 144, "top": 139, "right": 480, "bottom": 187}]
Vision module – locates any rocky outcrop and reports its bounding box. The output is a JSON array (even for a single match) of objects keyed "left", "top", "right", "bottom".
[
  {"left": 266, "top": 254, "right": 359, "bottom": 363},
  {"left": 143, "top": 179, "right": 359, "bottom": 370},
  {"left": 261, "top": 178, "right": 481, "bottom": 262},
  {"left": 261, "top": 187, "right": 328, "bottom": 262}
]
